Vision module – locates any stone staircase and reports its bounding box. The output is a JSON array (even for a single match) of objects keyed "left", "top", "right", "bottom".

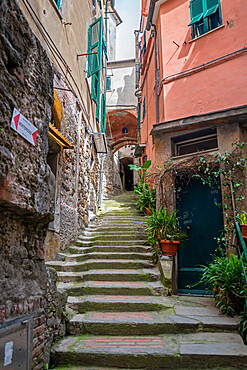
[{"left": 48, "top": 193, "right": 247, "bottom": 369}]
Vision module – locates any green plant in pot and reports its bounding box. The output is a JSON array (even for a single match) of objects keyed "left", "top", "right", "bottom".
[
  {"left": 145, "top": 206, "right": 186, "bottom": 256},
  {"left": 134, "top": 183, "right": 156, "bottom": 214},
  {"left": 238, "top": 211, "right": 247, "bottom": 241}
]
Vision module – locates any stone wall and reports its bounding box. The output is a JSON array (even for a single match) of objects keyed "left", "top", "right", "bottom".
[{"left": 0, "top": 0, "right": 54, "bottom": 368}]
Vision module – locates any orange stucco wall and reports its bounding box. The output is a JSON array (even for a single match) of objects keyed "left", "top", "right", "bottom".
[
  {"left": 159, "top": 0, "right": 247, "bottom": 122},
  {"left": 140, "top": 0, "right": 247, "bottom": 166}
]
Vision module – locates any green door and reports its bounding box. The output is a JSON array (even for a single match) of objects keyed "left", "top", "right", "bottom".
[{"left": 176, "top": 178, "right": 223, "bottom": 294}]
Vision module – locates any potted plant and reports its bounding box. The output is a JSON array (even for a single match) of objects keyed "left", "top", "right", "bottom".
[
  {"left": 239, "top": 211, "right": 247, "bottom": 240},
  {"left": 145, "top": 207, "right": 185, "bottom": 256},
  {"left": 134, "top": 183, "right": 156, "bottom": 215}
]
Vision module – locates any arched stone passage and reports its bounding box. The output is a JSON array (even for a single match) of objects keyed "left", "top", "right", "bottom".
[{"left": 106, "top": 109, "right": 138, "bottom": 153}]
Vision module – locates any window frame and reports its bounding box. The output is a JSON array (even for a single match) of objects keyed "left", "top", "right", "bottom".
[
  {"left": 88, "top": 17, "right": 103, "bottom": 77},
  {"left": 189, "top": 0, "right": 222, "bottom": 39},
  {"left": 91, "top": 72, "right": 100, "bottom": 121}
]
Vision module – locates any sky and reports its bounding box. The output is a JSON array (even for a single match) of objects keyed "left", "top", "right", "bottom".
[{"left": 115, "top": 0, "right": 141, "bottom": 60}]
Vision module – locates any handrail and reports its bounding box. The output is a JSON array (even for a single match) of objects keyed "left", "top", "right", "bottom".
[{"left": 230, "top": 180, "right": 247, "bottom": 308}]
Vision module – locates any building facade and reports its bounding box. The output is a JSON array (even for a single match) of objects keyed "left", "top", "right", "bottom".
[
  {"left": 0, "top": 0, "right": 119, "bottom": 368},
  {"left": 138, "top": 0, "right": 247, "bottom": 292}
]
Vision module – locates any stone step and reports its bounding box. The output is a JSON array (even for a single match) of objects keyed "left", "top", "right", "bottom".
[
  {"left": 67, "top": 295, "right": 173, "bottom": 313},
  {"left": 68, "top": 309, "right": 239, "bottom": 336},
  {"left": 61, "top": 252, "right": 152, "bottom": 262},
  {"left": 50, "top": 333, "right": 247, "bottom": 369},
  {"left": 75, "top": 240, "right": 147, "bottom": 247},
  {"left": 46, "top": 259, "right": 154, "bottom": 272},
  {"left": 58, "top": 281, "right": 165, "bottom": 297},
  {"left": 81, "top": 234, "right": 146, "bottom": 241},
  {"left": 67, "top": 245, "right": 150, "bottom": 254},
  {"left": 57, "top": 268, "right": 160, "bottom": 283}
]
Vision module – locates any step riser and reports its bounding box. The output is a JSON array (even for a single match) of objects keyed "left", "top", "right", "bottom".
[
  {"left": 64, "top": 254, "right": 152, "bottom": 262},
  {"left": 67, "top": 301, "right": 168, "bottom": 313},
  {"left": 68, "top": 322, "right": 196, "bottom": 336},
  {"left": 48, "top": 261, "right": 153, "bottom": 272},
  {"left": 62, "top": 286, "right": 158, "bottom": 297},
  {"left": 51, "top": 351, "right": 247, "bottom": 369},
  {"left": 81, "top": 235, "right": 146, "bottom": 241},
  {"left": 67, "top": 246, "right": 150, "bottom": 254},
  {"left": 57, "top": 273, "right": 159, "bottom": 283},
  {"left": 68, "top": 321, "right": 238, "bottom": 336},
  {"left": 75, "top": 241, "right": 146, "bottom": 246}
]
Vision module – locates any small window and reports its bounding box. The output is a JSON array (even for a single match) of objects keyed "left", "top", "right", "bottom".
[
  {"left": 122, "top": 127, "right": 128, "bottom": 134},
  {"left": 189, "top": 0, "right": 222, "bottom": 39},
  {"left": 106, "top": 76, "right": 111, "bottom": 91},
  {"left": 172, "top": 128, "right": 218, "bottom": 156},
  {"left": 142, "top": 97, "right": 146, "bottom": 119}
]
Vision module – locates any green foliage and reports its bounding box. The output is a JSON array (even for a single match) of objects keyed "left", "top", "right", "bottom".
[
  {"left": 145, "top": 206, "right": 186, "bottom": 243},
  {"left": 238, "top": 211, "right": 247, "bottom": 225},
  {"left": 240, "top": 308, "right": 247, "bottom": 344},
  {"left": 134, "top": 183, "right": 156, "bottom": 212},
  {"left": 129, "top": 160, "right": 152, "bottom": 183},
  {"left": 199, "top": 254, "right": 247, "bottom": 316}
]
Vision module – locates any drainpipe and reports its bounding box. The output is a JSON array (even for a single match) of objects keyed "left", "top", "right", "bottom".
[
  {"left": 146, "top": 0, "right": 158, "bottom": 31},
  {"left": 98, "top": 154, "right": 105, "bottom": 207},
  {"left": 152, "top": 24, "right": 159, "bottom": 125}
]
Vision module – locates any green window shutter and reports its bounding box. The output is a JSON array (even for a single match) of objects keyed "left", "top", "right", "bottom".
[
  {"left": 204, "top": 0, "right": 219, "bottom": 17},
  {"left": 106, "top": 76, "right": 111, "bottom": 91},
  {"left": 88, "top": 17, "right": 103, "bottom": 77},
  {"left": 100, "top": 94, "right": 106, "bottom": 132},
  {"left": 102, "top": 37, "right": 108, "bottom": 60},
  {"left": 91, "top": 72, "right": 100, "bottom": 121},
  {"left": 54, "top": 0, "right": 62, "bottom": 9},
  {"left": 138, "top": 102, "right": 141, "bottom": 132},
  {"left": 189, "top": 0, "right": 203, "bottom": 25},
  {"left": 142, "top": 98, "right": 146, "bottom": 119}
]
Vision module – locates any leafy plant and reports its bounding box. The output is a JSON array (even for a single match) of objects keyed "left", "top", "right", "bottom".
[
  {"left": 238, "top": 211, "right": 247, "bottom": 225},
  {"left": 134, "top": 183, "right": 156, "bottom": 212},
  {"left": 199, "top": 254, "right": 247, "bottom": 316},
  {"left": 129, "top": 160, "right": 152, "bottom": 183},
  {"left": 145, "top": 206, "right": 186, "bottom": 243}
]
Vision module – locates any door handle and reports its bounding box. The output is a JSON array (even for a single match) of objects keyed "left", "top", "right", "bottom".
[{"left": 186, "top": 226, "right": 190, "bottom": 234}]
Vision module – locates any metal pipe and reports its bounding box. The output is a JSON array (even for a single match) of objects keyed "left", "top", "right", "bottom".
[
  {"left": 153, "top": 25, "right": 159, "bottom": 125},
  {"left": 98, "top": 154, "right": 105, "bottom": 207}
]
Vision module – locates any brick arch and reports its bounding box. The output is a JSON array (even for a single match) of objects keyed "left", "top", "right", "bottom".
[{"left": 106, "top": 109, "right": 138, "bottom": 152}]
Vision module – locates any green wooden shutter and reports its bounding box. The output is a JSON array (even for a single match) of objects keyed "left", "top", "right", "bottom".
[
  {"left": 100, "top": 94, "right": 106, "bottom": 132},
  {"left": 106, "top": 76, "right": 111, "bottom": 91},
  {"left": 55, "top": 0, "right": 61, "bottom": 9},
  {"left": 189, "top": 0, "right": 203, "bottom": 25},
  {"left": 88, "top": 17, "right": 103, "bottom": 77},
  {"left": 92, "top": 72, "right": 100, "bottom": 121},
  {"left": 204, "top": 0, "right": 219, "bottom": 17}
]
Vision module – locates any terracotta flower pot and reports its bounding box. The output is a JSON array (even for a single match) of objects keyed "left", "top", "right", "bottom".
[
  {"left": 160, "top": 240, "right": 180, "bottom": 256},
  {"left": 241, "top": 224, "right": 247, "bottom": 241},
  {"left": 144, "top": 207, "right": 152, "bottom": 216}
]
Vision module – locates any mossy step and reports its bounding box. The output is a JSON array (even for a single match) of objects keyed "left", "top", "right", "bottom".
[
  {"left": 67, "top": 245, "right": 150, "bottom": 254},
  {"left": 67, "top": 295, "right": 173, "bottom": 313},
  {"left": 46, "top": 259, "right": 154, "bottom": 272},
  {"left": 61, "top": 252, "right": 152, "bottom": 262},
  {"left": 58, "top": 281, "right": 164, "bottom": 297},
  {"left": 75, "top": 240, "right": 147, "bottom": 247},
  {"left": 68, "top": 308, "right": 239, "bottom": 336},
  {"left": 50, "top": 333, "right": 247, "bottom": 369},
  {"left": 56, "top": 268, "right": 160, "bottom": 283},
  {"left": 81, "top": 234, "right": 146, "bottom": 241}
]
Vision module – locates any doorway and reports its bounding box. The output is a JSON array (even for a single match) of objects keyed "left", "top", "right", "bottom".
[
  {"left": 120, "top": 157, "right": 134, "bottom": 191},
  {"left": 176, "top": 178, "right": 224, "bottom": 294}
]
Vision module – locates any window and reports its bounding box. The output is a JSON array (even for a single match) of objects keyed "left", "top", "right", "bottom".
[
  {"left": 100, "top": 94, "right": 106, "bottom": 132},
  {"left": 189, "top": 0, "right": 222, "bottom": 39},
  {"left": 106, "top": 76, "right": 111, "bottom": 91},
  {"left": 172, "top": 128, "right": 218, "bottom": 156},
  {"left": 92, "top": 72, "right": 100, "bottom": 121},
  {"left": 122, "top": 127, "right": 128, "bottom": 134},
  {"left": 142, "top": 97, "right": 146, "bottom": 120},
  {"left": 88, "top": 17, "right": 103, "bottom": 77}
]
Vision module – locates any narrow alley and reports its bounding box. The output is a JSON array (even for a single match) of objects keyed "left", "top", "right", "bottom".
[
  {"left": 48, "top": 193, "right": 246, "bottom": 369},
  {"left": 1, "top": 0, "right": 247, "bottom": 368}
]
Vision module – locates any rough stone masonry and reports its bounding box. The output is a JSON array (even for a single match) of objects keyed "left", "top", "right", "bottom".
[{"left": 0, "top": 0, "right": 64, "bottom": 368}]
